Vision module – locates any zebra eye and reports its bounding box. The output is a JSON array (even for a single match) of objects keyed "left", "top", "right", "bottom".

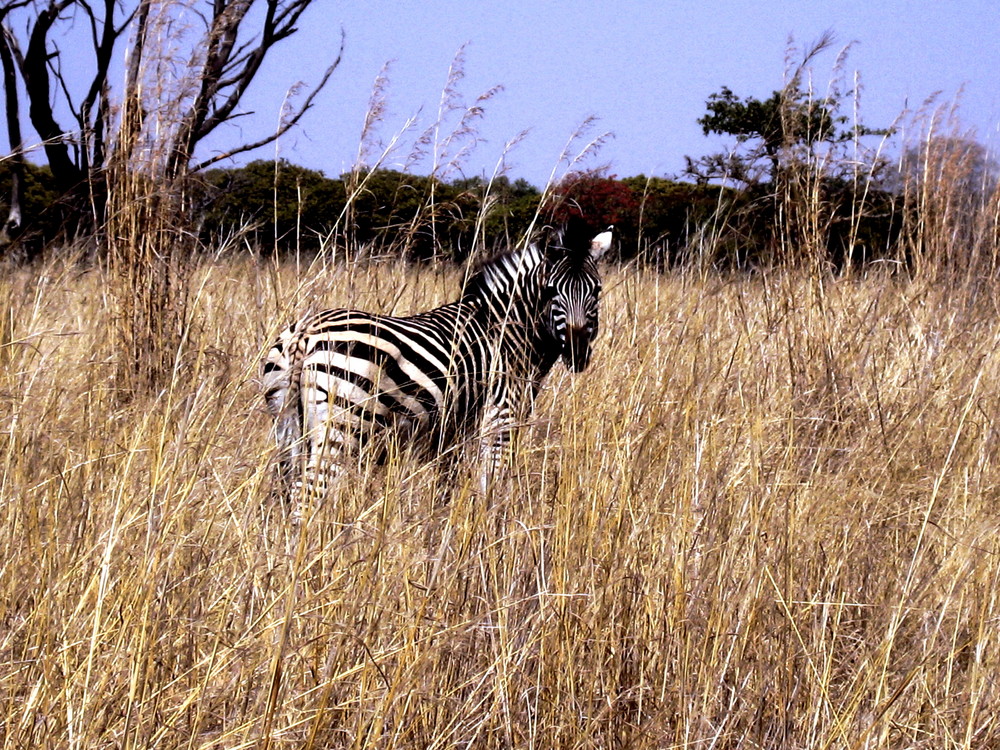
[{"left": 542, "top": 284, "right": 558, "bottom": 302}]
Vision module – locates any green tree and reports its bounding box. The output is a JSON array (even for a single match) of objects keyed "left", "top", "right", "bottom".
[
  {"left": 685, "top": 34, "right": 886, "bottom": 189},
  {"left": 348, "top": 169, "right": 436, "bottom": 257},
  {"left": 448, "top": 175, "right": 542, "bottom": 255},
  {"left": 684, "top": 35, "right": 894, "bottom": 267},
  {"left": 0, "top": 159, "right": 61, "bottom": 253},
  {"left": 686, "top": 85, "right": 847, "bottom": 185}
]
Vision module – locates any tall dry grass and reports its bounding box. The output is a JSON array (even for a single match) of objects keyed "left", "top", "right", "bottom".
[
  {"left": 5, "top": 29, "right": 1000, "bottom": 747},
  {"left": 3, "top": 236, "right": 1000, "bottom": 747}
]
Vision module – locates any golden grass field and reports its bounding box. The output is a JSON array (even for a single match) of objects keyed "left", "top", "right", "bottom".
[{"left": 3, "top": 251, "right": 1000, "bottom": 748}]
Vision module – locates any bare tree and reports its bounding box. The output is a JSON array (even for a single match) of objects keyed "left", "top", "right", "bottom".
[
  {"left": 0, "top": 0, "right": 342, "bottom": 245},
  {"left": 2, "top": 0, "right": 342, "bottom": 393},
  {"left": 165, "top": 0, "right": 342, "bottom": 180}
]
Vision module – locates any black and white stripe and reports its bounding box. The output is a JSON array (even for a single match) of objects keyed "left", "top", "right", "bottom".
[{"left": 262, "top": 225, "right": 611, "bottom": 501}]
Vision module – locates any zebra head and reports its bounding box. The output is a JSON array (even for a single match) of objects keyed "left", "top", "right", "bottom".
[{"left": 542, "top": 225, "right": 612, "bottom": 372}]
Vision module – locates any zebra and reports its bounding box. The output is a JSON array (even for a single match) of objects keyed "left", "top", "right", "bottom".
[{"left": 261, "top": 224, "right": 612, "bottom": 504}]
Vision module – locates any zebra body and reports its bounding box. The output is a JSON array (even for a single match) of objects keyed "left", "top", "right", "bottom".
[{"left": 262, "top": 226, "right": 610, "bottom": 499}]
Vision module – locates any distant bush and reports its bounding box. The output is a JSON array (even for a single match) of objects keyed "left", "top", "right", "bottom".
[
  {"left": 196, "top": 162, "right": 546, "bottom": 261},
  {"left": 198, "top": 160, "right": 345, "bottom": 254},
  {"left": 0, "top": 161, "right": 63, "bottom": 255}
]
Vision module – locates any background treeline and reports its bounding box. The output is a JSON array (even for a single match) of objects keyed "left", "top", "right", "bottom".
[
  {"left": 3, "top": 25, "right": 997, "bottom": 273},
  {"left": 195, "top": 162, "right": 735, "bottom": 265},
  {"left": 0, "top": 156, "right": 910, "bottom": 268}
]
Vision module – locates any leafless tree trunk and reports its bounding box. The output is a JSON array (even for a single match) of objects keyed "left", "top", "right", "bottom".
[
  {"left": 1, "top": 23, "right": 24, "bottom": 249},
  {"left": 16, "top": 0, "right": 83, "bottom": 192},
  {"left": 3, "top": 0, "right": 341, "bottom": 394}
]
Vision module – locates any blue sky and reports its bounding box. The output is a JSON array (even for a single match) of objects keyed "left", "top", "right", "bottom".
[{"left": 159, "top": 1, "right": 1000, "bottom": 186}]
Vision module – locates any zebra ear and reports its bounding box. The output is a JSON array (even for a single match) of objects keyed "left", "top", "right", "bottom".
[
  {"left": 541, "top": 225, "right": 564, "bottom": 254},
  {"left": 589, "top": 225, "right": 613, "bottom": 260}
]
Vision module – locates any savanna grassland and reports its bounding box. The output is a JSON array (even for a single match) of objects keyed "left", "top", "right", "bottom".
[{"left": 3, "top": 247, "right": 1000, "bottom": 749}]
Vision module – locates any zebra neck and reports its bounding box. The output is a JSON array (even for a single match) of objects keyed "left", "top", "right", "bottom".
[
  {"left": 465, "top": 244, "right": 546, "bottom": 327},
  {"left": 462, "top": 244, "right": 559, "bottom": 375}
]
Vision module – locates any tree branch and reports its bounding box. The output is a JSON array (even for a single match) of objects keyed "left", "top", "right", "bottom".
[
  {"left": 190, "top": 33, "right": 343, "bottom": 173},
  {"left": 78, "top": 0, "right": 119, "bottom": 171},
  {"left": 169, "top": 3, "right": 342, "bottom": 178}
]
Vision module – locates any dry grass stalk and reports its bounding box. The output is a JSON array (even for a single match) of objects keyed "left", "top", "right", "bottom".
[
  {"left": 102, "top": 0, "right": 203, "bottom": 398},
  {"left": 896, "top": 103, "right": 1000, "bottom": 282}
]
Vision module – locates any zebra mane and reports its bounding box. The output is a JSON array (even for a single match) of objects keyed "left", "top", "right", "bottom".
[{"left": 461, "top": 242, "right": 545, "bottom": 303}]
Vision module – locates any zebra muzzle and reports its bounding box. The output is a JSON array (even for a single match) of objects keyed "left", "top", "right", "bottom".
[{"left": 563, "top": 326, "right": 592, "bottom": 372}]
